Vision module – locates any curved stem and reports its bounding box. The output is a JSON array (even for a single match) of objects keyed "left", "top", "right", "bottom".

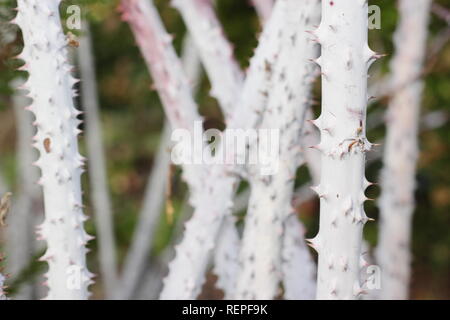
[
  {"left": 376, "top": 0, "right": 432, "bottom": 300},
  {"left": 160, "top": 0, "right": 289, "bottom": 298}
]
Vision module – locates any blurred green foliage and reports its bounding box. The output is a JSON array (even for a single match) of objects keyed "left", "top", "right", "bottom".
[{"left": 0, "top": 0, "right": 449, "bottom": 299}]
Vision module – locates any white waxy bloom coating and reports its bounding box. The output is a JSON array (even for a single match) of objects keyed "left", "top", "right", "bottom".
[
  {"left": 313, "top": 0, "right": 375, "bottom": 300},
  {"left": 173, "top": 0, "right": 243, "bottom": 120},
  {"left": 7, "top": 79, "right": 41, "bottom": 300},
  {"left": 376, "top": 0, "right": 432, "bottom": 300},
  {"left": 0, "top": 273, "right": 7, "bottom": 300},
  {"left": 78, "top": 23, "right": 118, "bottom": 299},
  {"left": 15, "top": 0, "right": 93, "bottom": 299},
  {"left": 120, "top": 0, "right": 210, "bottom": 299},
  {"left": 282, "top": 215, "right": 317, "bottom": 300},
  {"left": 160, "top": 0, "right": 293, "bottom": 299},
  {"left": 235, "top": 0, "right": 321, "bottom": 299}
]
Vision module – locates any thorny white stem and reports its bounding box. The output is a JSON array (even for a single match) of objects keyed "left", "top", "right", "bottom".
[
  {"left": 173, "top": 0, "right": 243, "bottom": 120},
  {"left": 376, "top": 0, "right": 432, "bottom": 300},
  {"left": 117, "top": 34, "right": 201, "bottom": 300},
  {"left": 368, "top": 23, "right": 449, "bottom": 106},
  {"left": 135, "top": 259, "right": 165, "bottom": 300},
  {"left": 312, "top": 0, "right": 375, "bottom": 300},
  {"left": 250, "top": 0, "right": 274, "bottom": 25},
  {"left": 1, "top": 1, "right": 40, "bottom": 300},
  {"left": 174, "top": 0, "right": 243, "bottom": 297},
  {"left": 235, "top": 0, "right": 320, "bottom": 299},
  {"left": 78, "top": 22, "right": 118, "bottom": 299},
  {"left": 0, "top": 0, "right": 14, "bottom": 197},
  {"left": 14, "top": 0, "right": 93, "bottom": 299},
  {"left": 119, "top": 0, "right": 201, "bottom": 130},
  {"left": 432, "top": 3, "right": 450, "bottom": 25},
  {"left": 281, "top": 111, "right": 320, "bottom": 300},
  {"left": 159, "top": 164, "right": 236, "bottom": 299},
  {"left": 0, "top": 180, "right": 7, "bottom": 300}
]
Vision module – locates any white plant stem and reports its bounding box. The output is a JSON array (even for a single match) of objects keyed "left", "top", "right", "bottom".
[
  {"left": 174, "top": 0, "right": 243, "bottom": 298},
  {"left": 312, "top": 0, "right": 375, "bottom": 300},
  {"left": 235, "top": 0, "right": 320, "bottom": 299},
  {"left": 229, "top": 88, "right": 444, "bottom": 301},
  {"left": 78, "top": 22, "right": 118, "bottom": 299},
  {"left": 14, "top": 0, "right": 93, "bottom": 299},
  {"left": 123, "top": 0, "right": 316, "bottom": 300},
  {"left": 120, "top": 0, "right": 216, "bottom": 299},
  {"left": 376, "top": 0, "right": 432, "bottom": 300},
  {"left": 119, "top": 0, "right": 201, "bottom": 130},
  {"left": 116, "top": 33, "right": 201, "bottom": 300},
  {"left": 281, "top": 111, "right": 321, "bottom": 300},
  {"left": 2, "top": 1, "right": 40, "bottom": 300}
]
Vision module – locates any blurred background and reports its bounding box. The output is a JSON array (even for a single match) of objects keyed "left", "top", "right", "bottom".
[{"left": 0, "top": 0, "right": 449, "bottom": 299}]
